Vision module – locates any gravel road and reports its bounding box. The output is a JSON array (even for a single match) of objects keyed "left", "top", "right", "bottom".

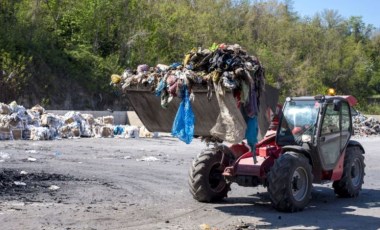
[{"left": 0, "top": 136, "right": 379, "bottom": 230}]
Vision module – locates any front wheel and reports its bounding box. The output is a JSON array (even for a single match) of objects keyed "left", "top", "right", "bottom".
[
  {"left": 333, "top": 146, "right": 365, "bottom": 197},
  {"left": 267, "top": 152, "right": 313, "bottom": 212},
  {"left": 188, "top": 148, "right": 231, "bottom": 202}
]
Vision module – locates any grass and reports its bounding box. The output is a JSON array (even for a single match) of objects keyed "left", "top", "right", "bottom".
[{"left": 357, "top": 104, "right": 380, "bottom": 115}]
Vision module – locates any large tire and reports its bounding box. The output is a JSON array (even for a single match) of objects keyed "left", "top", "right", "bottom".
[
  {"left": 333, "top": 146, "right": 365, "bottom": 197},
  {"left": 267, "top": 152, "right": 313, "bottom": 212},
  {"left": 188, "top": 148, "right": 230, "bottom": 202}
]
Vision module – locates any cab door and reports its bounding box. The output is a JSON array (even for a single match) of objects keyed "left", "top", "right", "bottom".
[{"left": 318, "top": 101, "right": 351, "bottom": 170}]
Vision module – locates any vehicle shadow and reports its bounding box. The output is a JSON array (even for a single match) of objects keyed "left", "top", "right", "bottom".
[{"left": 214, "top": 186, "right": 380, "bottom": 229}]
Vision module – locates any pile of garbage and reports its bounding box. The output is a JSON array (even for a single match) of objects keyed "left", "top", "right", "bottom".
[
  {"left": 0, "top": 102, "right": 156, "bottom": 141},
  {"left": 112, "top": 43, "right": 264, "bottom": 108},
  {"left": 353, "top": 112, "right": 380, "bottom": 136},
  {"left": 111, "top": 43, "right": 265, "bottom": 145}
]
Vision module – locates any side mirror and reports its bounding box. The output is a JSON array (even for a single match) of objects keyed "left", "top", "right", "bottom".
[{"left": 333, "top": 99, "right": 342, "bottom": 111}]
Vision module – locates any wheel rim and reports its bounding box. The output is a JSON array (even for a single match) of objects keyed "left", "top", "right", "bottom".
[
  {"left": 351, "top": 158, "right": 363, "bottom": 187},
  {"left": 291, "top": 167, "right": 308, "bottom": 201},
  {"left": 209, "top": 163, "right": 225, "bottom": 192}
]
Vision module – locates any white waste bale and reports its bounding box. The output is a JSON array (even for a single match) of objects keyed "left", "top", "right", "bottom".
[
  {"left": 26, "top": 110, "right": 41, "bottom": 126},
  {"left": 67, "top": 121, "right": 81, "bottom": 137},
  {"left": 30, "top": 126, "right": 52, "bottom": 140},
  {"left": 0, "top": 114, "right": 10, "bottom": 129},
  {"left": 30, "top": 104, "right": 45, "bottom": 115},
  {"left": 59, "top": 125, "right": 72, "bottom": 138},
  {"left": 81, "top": 123, "right": 93, "bottom": 137},
  {"left": 11, "top": 129, "right": 23, "bottom": 140},
  {"left": 0, "top": 126, "right": 12, "bottom": 140},
  {"left": 125, "top": 125, "right": 139, "bottom": 138},
  {"left": 41, "top": 113, "right": 64, "bottom": 129},
  {"left": 8, "top": 101, "right": 18, "bottom": 112},
  {"left": 0, "top": 103, "right": 11, "bottom": 115},
  {"left": 139, "top": 126, "right": 159, "bottom": 138},
  {"left": 82, "top": 114, "right": 95, "bottom": 126},
  {"left": 102, "top": 116, "right": 114, "bottom": 125},
  {"left": 93, "top": 125, "right": 113, "bottom": 138},
  {"left": 63, "top": 111, "right": 83, "bottom": 125}
]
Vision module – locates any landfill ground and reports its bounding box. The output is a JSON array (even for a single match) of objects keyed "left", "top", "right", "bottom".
[{"left": 0, "top": 137, "right": 379, "bottom": 230}]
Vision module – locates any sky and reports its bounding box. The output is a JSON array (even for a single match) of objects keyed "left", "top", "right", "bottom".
[{"left": 289, "top": 0, "right": 380, "bottom": 29}]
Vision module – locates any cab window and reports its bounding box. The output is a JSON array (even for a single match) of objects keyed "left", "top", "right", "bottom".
[{"left": 321, "top": 104, "right": 340, "bottom": 135}]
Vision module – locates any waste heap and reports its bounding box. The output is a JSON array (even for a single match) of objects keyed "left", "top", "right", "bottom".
[
  {"left": 112, "top": 43, "right": 265, "bottom": 147},
  {"left": 0, "top": 102, "right": 154, "bottom": 140},
  {"left": 353, "top": 112, "right": 380, "bottom": 136}
]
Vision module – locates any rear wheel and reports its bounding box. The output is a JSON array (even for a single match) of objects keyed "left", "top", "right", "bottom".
[
  {"left": 189, "top": 148, "right": 230, "bottom": 202},
  {"left": 333, "top": 146, "right": 365, "bottom": 197},
  {"left": 268, "top": 152, "right": 313, "bottom": 212}
]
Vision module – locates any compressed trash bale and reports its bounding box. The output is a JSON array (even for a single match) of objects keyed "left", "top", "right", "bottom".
[
  {"left": 11, "top": 129, "right": 23, "bottom": 140},
  {"left": 63, "top": 111, "right": 80, "bottom": 124},
  {"left": 26, "top": 110, "right": 41, "bottom": 126},
  {"left": 67, "top": 121, "right": 81, "bottom": 136},
  {"left": 0, "top": 115, "right": 10, "bottom": 128},
  {"left": 30, "top": 104, "right": 45, "bottom": 115},
  {"left": 0, "top": 103, "right": 12, "bottom": 114},
  {"left": 8, "top": 101, "right": 18, "bottom": 111},
  {"left": 100, "top": 126, "right": 113, "bottom": 138},
  {"left": 81, "top": 123, "right": 93, "bottom": 137},
  {"left": 82, "top": 114, "right": 95, "bottom": 126},
  {"left": 352, "top": 112, "right": 380, "bottom": 136},
  {"left": 113, "top": 125, "right": 125, "bottom": 136},
  {"left": 0, "top": 127, "right": 12, "bottom": 140},
  {"left": 72, "top": 127, "right": 81, "bottom": 137},
  {"left": 102, "top": 116, "right": 114, "bottom": 125},
  {"left": 9, "top": 118, "right": 20, "bottom": 128},
  {"left": 30, "top": 127, "right": 51, "bottom": 140},
  {"left": 59, "top": 125, "right": 72, "bottom": 138},
  {"left": 41, "top": 113, "right": 63, "bottom": 129},
  {"left": 93, "top": 125, "right": 100, "bottom": 137},
  {"left": 41, "top": 114, "right": 52, "bottom": 126},
  {"left": 93, "top": 125, "right": 113, "bottom": 138},
  {"left": 22, "top": 128, "right": 31, "bottom": 140},
  {"left": 94, "top": 117, "right": 103, "bottom": 126},
  {"left": 125, "top": 125, "right": 139, "bottom": 138},
  {"left": 139, "top": 126, "right": 158, "bottom": 138}
]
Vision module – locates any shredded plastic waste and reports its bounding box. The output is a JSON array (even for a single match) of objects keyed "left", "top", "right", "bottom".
[
  {"left": 27, "top": 157, "right": 37, "bottom": 162},
  {"left": 136, "top": 156, "right": 159, "bottom": 162},
  {"left": 0, "top": 152, "right": 11, "bottom": 159},
  {"left": 48, "top": 185, "right": 60, "bottom": 191},
  {"left": 14, "top": 181, "right": 26, "bottom": 186}
]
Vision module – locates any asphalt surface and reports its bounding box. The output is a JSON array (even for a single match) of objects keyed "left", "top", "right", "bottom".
[{"left": 0, "top": 136, "right": 379, "bottom": 230}]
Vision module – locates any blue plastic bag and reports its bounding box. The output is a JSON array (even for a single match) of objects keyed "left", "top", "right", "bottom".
[
  {"left": 113, "top": 125, "right": 125, "bottom": 135},
  {"left": 155, "top": 78, "right": 166, "bottom": 96},
  {"left": 171, "top": 86, "right": 194, "bottom": 144},
  {"left": 245, "top": 116, "right": 258, "bottom": 152}
]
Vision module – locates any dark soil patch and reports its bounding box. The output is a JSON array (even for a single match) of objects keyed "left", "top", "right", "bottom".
[{"left": 0, "top": 169, "right": 81, "bottom": 197}]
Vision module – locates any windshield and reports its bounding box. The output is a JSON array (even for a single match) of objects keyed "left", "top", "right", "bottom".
[{"left": 277, "top": 100, "right": 320, "bottom": 145}]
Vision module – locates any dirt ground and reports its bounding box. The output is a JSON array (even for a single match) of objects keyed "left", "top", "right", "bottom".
[{"left": 0, "top": 136, "right": 379, "bottom": 230}]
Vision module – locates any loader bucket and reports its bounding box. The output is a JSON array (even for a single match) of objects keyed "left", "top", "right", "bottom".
[{"left": 125, "top": 84, "right": 279, "bottom": 140}]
